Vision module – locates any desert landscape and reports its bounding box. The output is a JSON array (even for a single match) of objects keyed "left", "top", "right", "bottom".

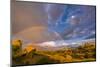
[{"left": 12, "top": 38, "right": 96, "bottom": 66}]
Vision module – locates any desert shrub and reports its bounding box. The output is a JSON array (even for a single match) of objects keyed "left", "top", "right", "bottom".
[
  {"left": 12, "top": 39, "right": 22, "bottom": 53},
  {"left": 36, "top": 56, "right": 59, "bottom": 64},
  {"left": 12, "top": 41, "right": 22, "bottom": 60},
  {"left": 65, "top": 49, "right": 72, "bottom": 55},
  {"left": 72, "top": 53, "right": 78, "bottom": 58},
  {"left": 84, "top": 52, "right": 96, "bottom": 58},
  {"left": 65, "top": 55, "right": 73, "bottom": 62},
  {"left": 72, "top": 53, "right": 85, "bottom": 59}
]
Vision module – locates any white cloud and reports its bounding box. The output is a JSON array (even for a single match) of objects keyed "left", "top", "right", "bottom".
[{"left": 40, "top": 41, "right": 56, "bottom": 47}]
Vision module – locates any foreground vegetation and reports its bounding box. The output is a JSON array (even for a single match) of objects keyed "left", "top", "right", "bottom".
[{"left": 12, "top": 39, "right": 96, "bottom": 66}]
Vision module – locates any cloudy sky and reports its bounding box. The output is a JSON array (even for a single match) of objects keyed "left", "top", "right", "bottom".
[{"left": 12, "top": 1, "right": 96, "bottom": 43}]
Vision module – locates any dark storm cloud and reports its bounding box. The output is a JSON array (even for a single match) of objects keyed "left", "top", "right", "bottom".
[
  {"left": 11, "top": 1, "right": 48, "bottom": 34},
  {"left": 12, "top": 1, "right": 96, "bottom": 42}
]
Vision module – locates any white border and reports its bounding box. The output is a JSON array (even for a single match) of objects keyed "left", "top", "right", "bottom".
[
  {"left": 17, "top": 0, "right": 96, "bottom": 5},
  {"left": 0, "top": 0, "right": 100, "bottom": 67}
]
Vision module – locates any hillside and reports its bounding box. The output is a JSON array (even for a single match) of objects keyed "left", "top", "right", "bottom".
[{"left": 12, "top": 39, "right": 96, "bottom": 66}]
